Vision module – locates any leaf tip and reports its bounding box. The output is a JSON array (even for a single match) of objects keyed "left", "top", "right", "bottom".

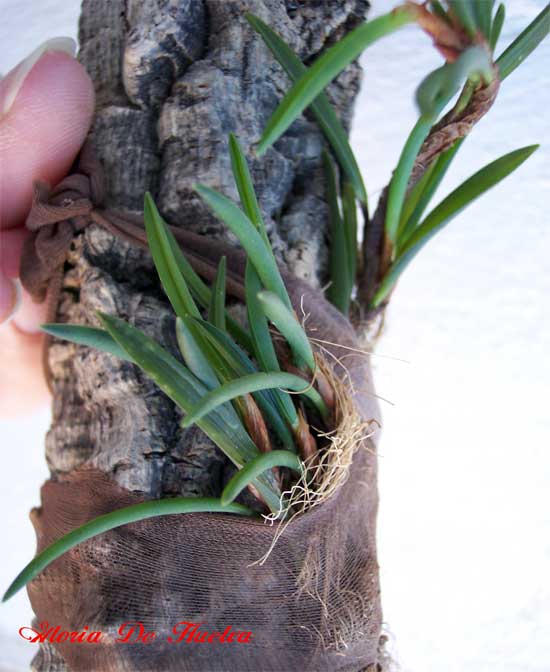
[
  {"left": 143, "top": 191, "right": 155, "bottom": 210},
  {"left": 2, "top": 580, "right": 17, "bottom": 602}
]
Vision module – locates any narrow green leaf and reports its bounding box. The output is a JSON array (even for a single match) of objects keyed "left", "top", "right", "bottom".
[
  {"left": 161, "top": 221, "right": 254, "bottom": 353},
  {"left": 256, "top": 6, "right": 417, "bottom": 155},
  {"left": 98, "top": 313, "right": 282, "bottom": 512},
  {"left": 208, "top": 256, "right": 227, "bottom": 330},
  {"left": 402, "top": 145, "right": 539, "bottom": 255},
  {"left": 342, "top": 180, "right": 358, "bottom": 288},
  {"left": 245, "top": 263, "right": 280, "bottom": 371},
  {"left": 323, "top": 151, "right": 351, "bottom": 314},
  {"left": 176, "top": 316, "right": 255, "bottom": 430},
  {"left": 257, "top": 290, "right": 316, "bottom": 373},
  {"left": 165, "top": 229, "right": 211, "bottom": 307},
  {"left": 398, "top": 139, "right": 463, "bottom": 247},
  {"left": 496, "top": 4, "right": 549, "bottom": 80},
  {"left": 221, "top": 450, "right": 303, "bottom": 506},
  {"left": 41, "top": 324, "right": 131, "bottom": 362},
  {"left": 245, "top": 263, "right": 299, "bottom": 432},
  {"left": 182, "top": 372, "right": 328, "bottom": 429},
  {"left": 373, "top": 145, "right": 539, "bottom": 307},
  {"left": 195, "top": 184, "right": 292, "bottom": 310},
  {"left": 191, "top": 318, "right": 297, "bottom": 451},
  {"left": 177, "top": 315, "right": 253, "bottom": 428},
  {"left": 175, "top": 317, "right": 219, "bottom": 388},
  {"left": 474, "top": 0, "right": 493, "bottom": 39},
  {"left": 225, "top": 316, "right": 255, "bottom": 355},
  {"left": 143, "top": 196, "right": 220, "bottom": 386},
  {"left": 3, "top": 498, "right": 252, "bottom": 602},
  {"left": 98, "top": 315, "right": 235, "bottom": 432},
  {"left": 385, "top": 114, "right": 435, "bottom": 245},
  {"left": 191, "top": 318, "right": 259, "bottom": 376},
  {"left": 228, "top": 133, "right": 270, "bottom": 246},
  {"left": 448, "top": 0, "right": 478, "bottom": 38},
  {"left": 143, "top": 193, "right": 200, "bottom": 320},
  {"left": 416, "top": 45, "right": 494, "bottom": 118},
  {"left": 397, "top": 158, "right": 437, "bottom": 237},
  {"left": 490, "top": 4, "right": 506, "bottom": 51},
  {"left": 389, "top": 46, "right": 492, "bottom": 246},
  {"left": 246, "top": 14, "right": 368, "bottom": 204}
]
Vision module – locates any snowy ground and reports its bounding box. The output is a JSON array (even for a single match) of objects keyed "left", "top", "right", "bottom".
[{"left": 1, "top": 1, "right": 549, "bottom": 670}]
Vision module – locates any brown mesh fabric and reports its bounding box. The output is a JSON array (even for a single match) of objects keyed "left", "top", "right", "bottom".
[{"left": 27, "top": 285, "right": 381, "bottom": 672}]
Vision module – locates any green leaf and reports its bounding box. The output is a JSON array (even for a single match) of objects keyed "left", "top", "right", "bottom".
[
  {"left": 176, "top": 309, "right": 250, "bottom": 387},
  {"left": 144, "top": 192, "right": 200, "bottom": 320},
  {"left": 208, "top": 256, "right": 227, "bottom": 330},
  {"left": 228, "top": 133, "right": 271, "bottom": 246},
  {"left": 221, "top": 450, "right": 303, "bottom": 506},
  {"left": 190, "top": 317, "right": 297, "bottom": 451},
  {"left": 397, "top": 158, "right": 437, "bottom": 237},
  {"left": 143, "top": 194, "right": 220, "bottom": 386},
  {"left": 490, "top": 4, "right": 506, "bottom": 51},
  {"left": 496, "top": 4, "right": 550, "bottom": 81},
  {"left": 165, "top": 229, "right": 211, "bottom": 308},
  {"left": 257, "top": 290, "right": 316, "bottom": 373},
  {"left": 161, "top": 221, "right": 253, "bottom": 353},
  {"left": 323, "top": 151, "right": 351, "bottom": 314},
  {"left": 98, "top": 313, "right": 282, "bottom": 512},
  {"left": 373, "top": 145, "right": 539, "bottom": 307},
  {"left": 416, "top": 45, "right": 494, "bottom": 118},
  {"left": 389, "top": 46, "right": 493, "bottom": 246},
  {"left": 176, "top": 315, "right": 253, "bottom": 429},
  {"left": 245, "top": 263, "right": 299, "bottom": 432},
  {"left": 255, "top": 6, "right": 417, "bottom": 155},
  {"left": 246, "top": 14, "right": 368, "bottom": 204},
  {"left": 225, "top": 315, "right": 255, "bottom": 355},
  {"left": 175, "top": 317, "right": 219, "bottom": 388},
  {"left": 245, "top": 263, "right": 280, "bottom": 371},
  {"left": 181, "top": 372, "right": 328, "bottom": 429},
  {"left": 195, "top": 184, "right": 292, "bottom": 310},
  {"left": 448, "top": 0, "right": 478, "bottom": 38},
  {"left": 398, "top": 139, "right": 463, "bottom": 247},
  {"left": 474, "top": 0, "right": 494, "bottom": 39},
  {"left": 342, "top": 180, "right": 358, "bottom": 289},
  {"left": 98, "top": 314, "right": 233, "bottom": 431},
  {"left": 385, "top": 115, "right": 435, "bottom": 245},
  {"left": 3, "top": 497, "right": 253, "bottom": 602},
  {"left": 41, "top": 324, "right": 131, "bottom": 362}
]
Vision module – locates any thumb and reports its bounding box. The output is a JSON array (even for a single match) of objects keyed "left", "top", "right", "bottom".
[
  {"left": 0, "top": 38, "right": 96, "bottom": 228},
  {"left": 0, "top": 38, "right": 95, "bottom": 329},
  {"left": 0, "top": 39, "right": 95, "bottom": 417}
]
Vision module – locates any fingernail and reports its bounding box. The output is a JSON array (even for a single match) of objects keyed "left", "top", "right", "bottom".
[
  {"left": 1, "top": 37, "right": 77, "bottom": 117},
  {"left": 0, "top": 277, "right": 22, "bottom": 324}
]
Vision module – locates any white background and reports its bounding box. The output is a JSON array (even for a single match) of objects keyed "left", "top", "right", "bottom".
[{"left": 0, "top": 1, "right": 549, "bottom": 670}]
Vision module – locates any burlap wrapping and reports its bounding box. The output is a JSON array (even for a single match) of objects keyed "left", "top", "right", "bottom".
[{"left": 21, "top": 146, "right": 382, "bottom": 671}]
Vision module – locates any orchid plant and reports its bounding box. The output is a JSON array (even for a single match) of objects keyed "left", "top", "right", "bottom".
[{"left": 4, "top": 0, "right": 548, "bottom": 602}]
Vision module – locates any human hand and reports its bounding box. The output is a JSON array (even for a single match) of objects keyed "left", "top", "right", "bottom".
[{"left": 0, "top": 38, "right": 95, "bottom": 417}]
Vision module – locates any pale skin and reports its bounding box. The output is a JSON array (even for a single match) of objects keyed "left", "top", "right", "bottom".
[{"left": 0, "top": 42, "right": 95, "bottom": 417}]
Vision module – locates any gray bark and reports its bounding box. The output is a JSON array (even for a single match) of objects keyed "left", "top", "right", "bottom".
[{"left": 33, "top": 0, "right": 371, "bottom": 669}]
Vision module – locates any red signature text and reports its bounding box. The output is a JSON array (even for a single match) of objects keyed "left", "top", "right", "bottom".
[{"left": 19, "top": 621, "right": 253, "bottom": 645}]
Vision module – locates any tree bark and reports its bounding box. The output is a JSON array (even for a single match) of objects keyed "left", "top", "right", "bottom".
[{"left": 31, "top": 1, "right": 377, "bottom": 669}]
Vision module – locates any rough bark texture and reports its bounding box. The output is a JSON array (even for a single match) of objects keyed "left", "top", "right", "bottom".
[{"left": 32, "top": 1, "right": 375, "bottom": 669}]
